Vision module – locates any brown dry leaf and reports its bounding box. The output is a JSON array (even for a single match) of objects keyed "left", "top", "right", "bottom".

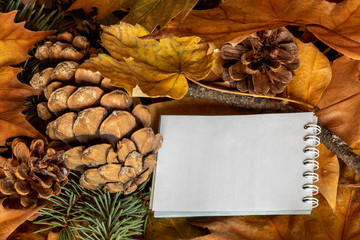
[
  {"left": 150, "top": 0, "right": 360, "bottom": 59},
  {"left": 80, "top": 23, "right": 214, "bottom": 99},
  {"left": 282, "top": 38, "right": 332, "bottom": 107},
  {"left": 67, "top": 0, "right": 127, "bottom": 19},
  {"left": 148, "top": 97, "right": 252, "bottom": 132},
  {"left": 0, "top": 11, "right": 55, "bottom": 67},
  {"left": 121, "top": 0, "right": 199, "bottom": 32},
  {"left": 190, "top": 186, "right": 360, "bottom": 240},
  {"left": 7, "top": 221, "right": 49, "bottom": 240},
  {"left": 316, "top": 144, "right": 339, "bottom": 212},
  {"left": 47, "top": 230, "right": 60, "bottom": 240},
  {"left": 144, "top": 215, "right": 208, "bottom": 240},
  {"left": 68, "top": 0, "right": 199, "bottom": 32},
  {"left": 316, "top": 56, "right": 360, "bottom": 146},
  {"left": 0, "top": 11, "right": 54, "bottom": 145},
  {"left": 0, "top": 67, "right": 44, "bottom": 146},
  {"left": 0, "top": 199, "right": 44, "bottom": 240}
]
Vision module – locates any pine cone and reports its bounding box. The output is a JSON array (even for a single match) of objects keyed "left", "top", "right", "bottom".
[
  {"left": 31, "top": 32, "right": 163, "bottom": 194},
  {"left": 0, "top": 139, "right": 68, "bottom": 208},
  {"left": 33, "top": 31, "right": 91, "bottom": 66},
  {"left": 63, "top": 128, "right": 162, "bottom": 194},
  {"left": 221, "top": 29, "right": 300, "bottom": 96}
]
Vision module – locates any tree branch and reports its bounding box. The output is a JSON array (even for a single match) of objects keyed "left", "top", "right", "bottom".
[
  {"left": 319, "top": 124, "right": 360, "bottom": 176},
  {"left": 186, "top": 83, "right": 360, "bottom": 177},
  {"left": 186, "top": 83, "right": 298, "bottom": 113}
]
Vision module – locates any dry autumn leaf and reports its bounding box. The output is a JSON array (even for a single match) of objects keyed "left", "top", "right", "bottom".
[
  {"left": 0, "top": 199, "right": 44, "bottom": 240},
  {"left": 0, "top": 11, "right": 53, "bottom": 145},
  {"left": 0, "top": 67, "right": 44, "bottom": 145},
  {"left": 67, "top": 0, "right": 127, "bottom": 19},
  {"left": 7, "top": 221, "right": 49, "bottom": 240},
  {"left": 122, "top": 0, "right": 199, "bottom": 33},
  {"left": 316, "top": 144, "right": 339, "bottom": 212},
  {"left": 150, "top": 0, "right": 360, "bottom": 59},
  {"left": 316, "top": 56, "right": 360, "bottom": 146},
  {"left": 282, "top": 38, "right": 332, "bottom": 107},
  {"left": 190, "top": 186, "right": 360, "bottom": 240},
  {"left": 0, "top": 11, "right": 55, "bottom": 67},
  {"left": 144, "top": 215, "right": 208, "bottom": 240},
  {"left": 68, "top": 0, "right": 199, "bottom": 32},
  {"left": 80, "top": 23, "right": 214, "bottom": 99}
]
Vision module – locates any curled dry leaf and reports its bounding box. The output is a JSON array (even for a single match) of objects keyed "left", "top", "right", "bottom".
[
  {"left": 80, "top": 23, "right": 214, "bottom": 99},
  {"left": 282, "top": 38, "right": 332, "bottom": 108},
  {"left": 149, "top": 0, "right": 360, "bottom": 59},
  {"left": 68, "top": 0, "right": 199, "bottom": 32},
  {"left": 316, "top": 56, "right": 360, "bottom": 146},
  {"left": 0, "top": 199, "right": 44, "bottom": 240},
  {"left": 190, "top": 186, "right": 360, "bottom": 240}
]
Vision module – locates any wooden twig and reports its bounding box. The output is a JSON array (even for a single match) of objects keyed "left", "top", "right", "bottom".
[
  {"left": 186, "top": 83, "right": 360, "bottom": 177},
  {"left": 319, "top": 124, "right": 360, "bottom": 176},
  {"left": 186, "top": 83, "right": 297, "bottom": 113}
]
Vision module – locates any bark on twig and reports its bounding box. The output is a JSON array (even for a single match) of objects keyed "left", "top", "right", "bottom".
[
  {"left": 186, "top": 83, "right": 360, "bottom": 177},
  {"left": 319, "top": 124, "right": 360, "bottom": 176},
  {"left": 186, "top": 83, "right": 298, "bottom": 112}
]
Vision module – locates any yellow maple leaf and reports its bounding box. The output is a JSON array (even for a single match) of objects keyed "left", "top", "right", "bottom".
[{"left": 80, "top": 23, "right": 214, "bottom": 99}]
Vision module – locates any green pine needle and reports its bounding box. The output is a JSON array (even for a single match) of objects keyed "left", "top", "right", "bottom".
[{"left": 34, "top": 175, "right": 151, "bottom": 240}]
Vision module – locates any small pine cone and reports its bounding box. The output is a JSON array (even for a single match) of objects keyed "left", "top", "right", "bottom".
[
  {"left": 0, "top": 139, "right": 69, "bottom": 208},
  {"left": 221, "top": 28, "right": 300, "bottom": 96},
  {"left": 63, "top": 129, "right": 163, "bottom": 194}
]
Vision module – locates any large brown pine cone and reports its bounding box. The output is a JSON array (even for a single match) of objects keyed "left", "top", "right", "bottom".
[
  {"left": 0, "top": 139, "right": 68, "bottom": 208},
  {"left": 31, "top": 32, "right": 163, "bottom": 194},
  {"left": 221, "top": 28, "right": 300, "bottom": 96}
]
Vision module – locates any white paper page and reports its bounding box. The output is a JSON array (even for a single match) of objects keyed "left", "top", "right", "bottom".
[{"left": 152, "top": 113, "right": 317, "bottom": 217}]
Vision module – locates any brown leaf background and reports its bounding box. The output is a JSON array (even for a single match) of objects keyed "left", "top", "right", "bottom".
[
  {"left": 316, "top": 56, "right": 360, "bottom": 146},
  {"left": 0, "top": 199, "right": 44, "bottom": 240},
  {"left": 150, "top": 0, "right": 360, "bottom": 59},
  {"left": 190, "top": 186, "right": 360, "bottom": 240}
]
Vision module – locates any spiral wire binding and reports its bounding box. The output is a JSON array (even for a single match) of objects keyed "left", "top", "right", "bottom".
[{"left": 302, "top": 123, "right": 321, "bottom": 208}]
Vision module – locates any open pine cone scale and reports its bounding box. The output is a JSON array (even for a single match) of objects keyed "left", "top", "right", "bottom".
[
  {"left": 0, "top": 139, "right": 69, "bottom": 208},
  {"left": 221, "top": 28, "right": 300, "bottom": 96}
]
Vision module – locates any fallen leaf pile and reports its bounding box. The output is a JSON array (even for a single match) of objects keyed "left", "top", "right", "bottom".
[{"left": 2, "top": 0, "right": 360, "bottom": 239}]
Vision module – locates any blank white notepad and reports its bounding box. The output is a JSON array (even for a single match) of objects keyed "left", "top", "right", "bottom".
[{"left": 151, "top": 113, "right": 320, "bottom": 218}]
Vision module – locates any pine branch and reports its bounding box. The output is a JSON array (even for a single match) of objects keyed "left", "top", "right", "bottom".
[
  {"left": 34, "top": 176, "right": 151, "bottom": 240},
  {"left": 186, "top": 83, "right": 360, "bottom": 178}
]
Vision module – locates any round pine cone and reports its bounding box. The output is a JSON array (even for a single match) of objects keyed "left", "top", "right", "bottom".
[
  {"left": 0, "top": 139, "right": 69, "bottom": 208},
  {"left": 63, "top": 128, "right": 162, "bottom": 194},
  {"left": 221, "top": 28, "right": 300, "bottom": 96}
]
